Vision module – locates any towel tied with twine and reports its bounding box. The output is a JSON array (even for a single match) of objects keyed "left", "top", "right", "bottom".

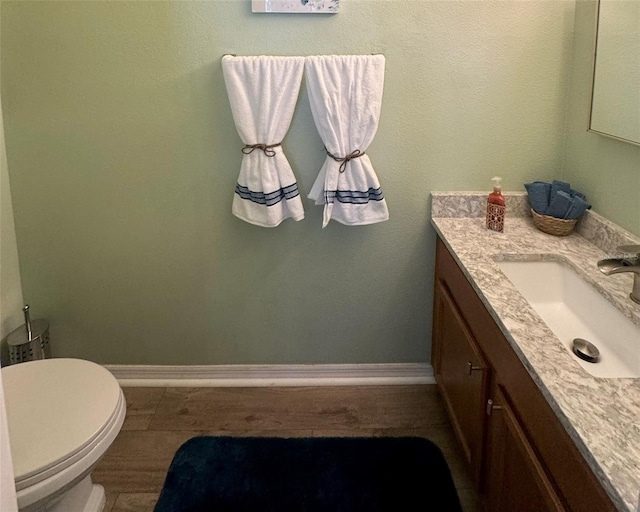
[
  {"left": 305, "top": 55, "right": 388, "bottom": 228},
  {"left": 222, "top": 55, "right": 305, "bottom": 227}
]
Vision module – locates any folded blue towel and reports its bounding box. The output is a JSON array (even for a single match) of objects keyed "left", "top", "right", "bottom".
[
  {"left": 545, "top": 190, "right": 592, "bottom": 220},
  {"left": 550, "top": 180, "right": 571, "bottom": 198},
  {"left": 525, "top": 180, "right": 590, "bottom": 220},
  {"left": 524, "top": 181, "right": 551, "bottom": 214},
  {"left": 565, "top": 194, "right": 591, "bottom": 219},
  {"left": 546, "top": 190, "right": 574, "bottom": 219}
]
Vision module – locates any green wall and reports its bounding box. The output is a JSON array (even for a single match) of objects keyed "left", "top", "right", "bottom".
[
  {"left": 1, "top": 1, "right": 581, "bottom": 365},
  {"left": 563, "top": 0, "right": 640, "bottom": 236}
]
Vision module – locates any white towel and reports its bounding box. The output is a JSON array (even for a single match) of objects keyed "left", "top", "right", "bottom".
[
  {"left": 222, "top": 56, "right": 305, "bottom": 227},
  {"left": 305, "top": 55, "right": 389, "bottom": 228}
]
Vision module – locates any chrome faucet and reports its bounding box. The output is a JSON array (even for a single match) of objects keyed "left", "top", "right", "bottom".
[{"left": 598, "top": 245, "right": 640, "bottom": 304}]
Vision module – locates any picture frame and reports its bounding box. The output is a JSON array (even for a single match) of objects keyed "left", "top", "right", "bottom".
[{"left": 252, "top": 0, "right": 339, "bottom": 14}]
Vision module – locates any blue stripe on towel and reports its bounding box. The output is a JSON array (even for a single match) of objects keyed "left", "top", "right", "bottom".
[
  {"left": 235, "top": 183, "right": 300, "bottom": 207},
  {"left": 324, "top": 188, "right": 384, "bottom": 205}
]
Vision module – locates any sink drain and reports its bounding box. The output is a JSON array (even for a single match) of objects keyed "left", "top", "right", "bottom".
[{"left": 572, "top": 338, "right": 600, "bottom": 363}]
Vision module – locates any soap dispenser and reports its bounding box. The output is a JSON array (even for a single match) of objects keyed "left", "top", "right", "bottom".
[{"left": 486, "top": 176, "right": 505, "bottom": 232}]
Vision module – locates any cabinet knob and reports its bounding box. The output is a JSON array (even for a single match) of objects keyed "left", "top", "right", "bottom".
[
  {"left": 486, "top": 398, "right": 503, "bottom": 416},
  {"left": 467, "top": 361, "right": 483, "bottom": 375}
]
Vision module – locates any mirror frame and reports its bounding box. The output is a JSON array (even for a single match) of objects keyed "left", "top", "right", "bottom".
[{"left": 587, "top": 0, "right": 640, "bottom": 147}]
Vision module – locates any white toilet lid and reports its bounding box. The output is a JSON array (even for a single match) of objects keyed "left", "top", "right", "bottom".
[{"left": 2, "top": 358, "right": 122, "bottom": 483}]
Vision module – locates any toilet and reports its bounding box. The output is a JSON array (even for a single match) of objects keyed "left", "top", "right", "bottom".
[{"left": 2, "top": 358, "right": 126, "bottom": 512}]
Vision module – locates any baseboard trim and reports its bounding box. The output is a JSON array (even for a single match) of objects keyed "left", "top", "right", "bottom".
[{"left": 104, "top": 363, "right": 435, "bottom": 387}]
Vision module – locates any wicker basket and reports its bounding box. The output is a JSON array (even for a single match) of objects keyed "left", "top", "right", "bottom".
[{"left": 531, "top": 209, "right": 577, "bottom": 236}]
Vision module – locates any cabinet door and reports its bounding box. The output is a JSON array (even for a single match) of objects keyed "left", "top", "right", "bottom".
[
  {"left": 484, "top": 386, "right": 567, "bottom": 512},
  {"left": 433, "top": 279, "right": 489, "bottom": 485}
]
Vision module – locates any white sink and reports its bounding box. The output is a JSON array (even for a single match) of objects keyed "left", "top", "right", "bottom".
[{"left": 496, "top": 259, "right": 640, "bottom": 378}]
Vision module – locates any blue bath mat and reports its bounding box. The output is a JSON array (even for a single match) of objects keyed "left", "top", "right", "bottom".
[{"left": 153, "top": 436, "right": 462, "bottom": 511}]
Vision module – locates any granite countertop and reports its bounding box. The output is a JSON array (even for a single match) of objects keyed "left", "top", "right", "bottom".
[{"left": 430, "top": 192, "right": 640, "bottom": 512}]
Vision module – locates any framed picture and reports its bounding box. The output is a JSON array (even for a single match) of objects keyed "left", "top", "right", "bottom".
[{"left": 252, "top": 0, "right": 339, "bottom": 14}]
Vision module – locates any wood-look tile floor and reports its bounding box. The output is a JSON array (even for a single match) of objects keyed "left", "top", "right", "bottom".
[{"left": 93, "top": 385, "right": 483, "bottom": 512}]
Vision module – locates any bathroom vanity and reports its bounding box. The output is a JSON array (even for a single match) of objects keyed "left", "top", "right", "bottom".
[{"left": 430, "top": 192, "right": 640, "bottom": 512}]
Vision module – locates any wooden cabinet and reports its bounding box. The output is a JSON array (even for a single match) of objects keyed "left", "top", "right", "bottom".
[
  {"left": 433, "top": 277, "right": 488, "bottom": 486},
  {"left": 484, "top": 385, "right": 565, "bottom": 512},
  {"left": 432, "top": 237, "right": 616, "bottom": 512}
]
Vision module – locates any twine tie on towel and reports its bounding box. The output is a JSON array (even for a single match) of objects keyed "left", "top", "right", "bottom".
[
  {"left": 324, "top": 147, "right": 365, "bottom": 173},
  {"left": 242, "top": 142, "right": 282, "bottom": 157}
]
